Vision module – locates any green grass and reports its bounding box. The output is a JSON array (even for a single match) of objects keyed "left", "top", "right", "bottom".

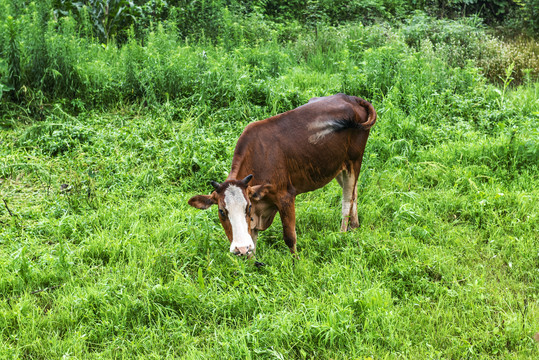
[
  {"left": 1, "top": 83, "right": 538, "bottom": 358},
  {"left": 1, "top": 8, "right": 539, "bottom": 358}
]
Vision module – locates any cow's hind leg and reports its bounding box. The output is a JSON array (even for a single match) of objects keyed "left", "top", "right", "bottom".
[{"left": 336, "top": 168, "right": 359, "bottom": 232}]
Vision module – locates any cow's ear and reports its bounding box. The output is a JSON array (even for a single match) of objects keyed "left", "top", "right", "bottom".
[
  {"left": 188, "top": 194, "right": 216, "bottom": 210},
  {"left": 248, "top": 184, "right": 273, "bottom": 201}
]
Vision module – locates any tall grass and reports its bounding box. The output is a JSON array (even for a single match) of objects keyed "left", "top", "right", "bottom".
[
  {"left": 1, "top": 93, "right": 537, "bottom": 357},
  {"left": 0, "top": 3, "right": 538, "bottom": 111}
]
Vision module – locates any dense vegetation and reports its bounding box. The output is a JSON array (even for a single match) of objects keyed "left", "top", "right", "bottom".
[{"left": 1, "top": 0, "right": 538, "bottom": 358}]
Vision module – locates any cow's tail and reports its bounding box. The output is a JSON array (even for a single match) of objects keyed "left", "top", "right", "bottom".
[{"left": 355, "top": 97, "right": 377, "bottom": 130}]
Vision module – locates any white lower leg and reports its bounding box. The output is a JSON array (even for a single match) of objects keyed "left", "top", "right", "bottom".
[
  {"left": 349, "top": 185, "right": 359, "bottom": 228},
  {"left": 340, "top": 171, "right": 355, "bottom": 232}
]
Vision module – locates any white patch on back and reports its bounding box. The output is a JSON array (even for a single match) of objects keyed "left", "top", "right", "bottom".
[
  {"left": 308, "top": 119, "right": 335, "bottom": 144},
  {"left": 224, "top": 185, "right": 254, "bottom": 252}
]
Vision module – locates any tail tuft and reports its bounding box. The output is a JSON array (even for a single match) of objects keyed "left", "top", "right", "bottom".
[{"left": 355, "top": 97, "right": 377, "bottom": 130}]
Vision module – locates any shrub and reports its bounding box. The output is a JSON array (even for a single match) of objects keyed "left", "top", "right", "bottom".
[
  {"left": 4, "top": 15, "right": 21, "bottom": 97},
  {"left": 21, "top": 2, "right": 51, "bottom": 91},
  {"left": 401, "top": 11, "right": 485, "bottom": 68},
  {"left": 520, "top": 0, "right": 539, "bottom": 35},
  {"left": 169, "top": 0, "right": 225, "bottom": 42},
  {"left": 478, "top": 36, "right": 539, "bottom": 85},
  {"left": 43, "top": 16, "right": 86, "bottom": 99},
  {"left": 401, "top": 12, "right": 539, "bottom": 84}
]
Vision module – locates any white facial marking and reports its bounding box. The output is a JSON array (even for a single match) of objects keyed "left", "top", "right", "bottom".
[{"left": 224, "top": 185, "right": 254, "bottom": 252}]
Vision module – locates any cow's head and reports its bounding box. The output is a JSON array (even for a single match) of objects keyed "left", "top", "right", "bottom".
[{"left": 188, "top": 174, "right": 271, "bottom": 257}]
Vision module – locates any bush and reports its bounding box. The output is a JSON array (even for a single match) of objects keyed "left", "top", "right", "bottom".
[
  {"left": 520, "top": 0, "right": 539, "bottom": 35},
  {"left": 0, "top": 0, "right": 538, "bottom": 110},
  {"left": 401, "top": 11, "right": 486, "bottom": 68},
  {"left": 4, "top": 15, "right": 20, "bottom": 98},
  {"left": 401, "top": 12, "right": 539, "bottom": 84},
  {"left": 478, "top": 36, "right": 539, "bottom": 85}
]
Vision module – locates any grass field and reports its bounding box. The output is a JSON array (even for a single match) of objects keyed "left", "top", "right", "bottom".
[
  {"left": 1, "top": 5, "right": 539, "bottom": 358},
  {"left": 1, "top": 85, "right": 538, "bottom": 358}
]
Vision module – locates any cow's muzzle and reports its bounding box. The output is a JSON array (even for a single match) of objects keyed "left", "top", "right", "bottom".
[{"left": 232, "top": 245, "right": 254, "bottom": 257}]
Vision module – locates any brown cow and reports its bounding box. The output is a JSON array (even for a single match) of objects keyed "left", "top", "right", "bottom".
[{"left": 188, "top": 93, "right": 377, "bottom": 257}]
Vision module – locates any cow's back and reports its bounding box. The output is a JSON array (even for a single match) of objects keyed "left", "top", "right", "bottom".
[{"left": 229, "top": 94, "right": 376, "bottom": 194}]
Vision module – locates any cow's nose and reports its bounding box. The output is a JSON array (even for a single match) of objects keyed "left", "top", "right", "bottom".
[{"left": 233, "top": 245, "right": 253, "bottom": 256}]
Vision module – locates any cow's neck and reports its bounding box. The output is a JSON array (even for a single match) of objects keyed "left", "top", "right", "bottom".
[{"left": 228, "top": 156, "right": 250, "bottom": 182}]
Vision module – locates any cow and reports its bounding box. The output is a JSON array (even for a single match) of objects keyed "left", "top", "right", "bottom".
[{"left": 188, "top": 93, "right": 377, "bottom": 257}]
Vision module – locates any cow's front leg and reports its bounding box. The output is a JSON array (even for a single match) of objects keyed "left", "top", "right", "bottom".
[
  {"left": 250, "top": 228, "right": 267, "bottom": 267},
  {"left": 278, "top": 195, "right": 297, "bottom": 254},
  {"left": 250, "top": 229, "right": 259, "bottom": 254}
]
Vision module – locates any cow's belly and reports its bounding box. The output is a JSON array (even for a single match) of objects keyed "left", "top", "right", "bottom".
[{"left": 289, "top": 161, "right": 344, "bottom": 194}]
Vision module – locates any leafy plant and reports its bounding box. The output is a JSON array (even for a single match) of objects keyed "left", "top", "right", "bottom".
[
  {"left": 0, "top": 83, "right": 14, "bottom": 100},
  {"left": 54, "top": 0, "right": 142, "bottom": 43},
  {"left": 520, "top": 0, "right": 539, "bottom": 35},
  {"left": 5, "top": 15, "right": 20, "bottom": 97}
]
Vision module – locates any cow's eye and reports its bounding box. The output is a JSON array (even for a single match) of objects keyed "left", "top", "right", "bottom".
[
  {"left": 247, "top": 204, "right": 252, "bottom": 214},
  {"left": 219, "top": 209, "right": 226, "bottom": 218}
]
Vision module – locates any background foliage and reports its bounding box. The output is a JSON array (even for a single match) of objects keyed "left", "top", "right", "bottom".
[
  {"left": 1, "top": 0, "right": 538, "bottom": 358},
  {"left": 0, "top": 0, "right": 538, "bottom": 110}
]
